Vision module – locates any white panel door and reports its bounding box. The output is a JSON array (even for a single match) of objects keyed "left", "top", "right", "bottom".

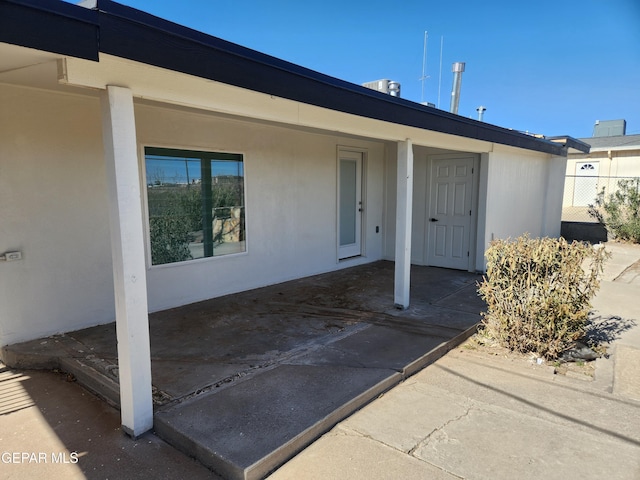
[
  {"left": 427, "top": 156, "right": 474, "bottom": 269},
  {"left": 338, "top": 150, "right": 363, "bottom": 259},
  {"left": 573, "top": 161, "right": 599, "bottom": 207}
]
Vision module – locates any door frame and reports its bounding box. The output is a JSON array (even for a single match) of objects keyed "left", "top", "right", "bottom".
[
  {"left": 573, "top": 161, "right": 600, "bottom": 207},
  {"left": 337, "top": 147, "right": 366, "bottom": 260},
  {"left": 424, "top": 153, "right": 479, "bottom": 272}
]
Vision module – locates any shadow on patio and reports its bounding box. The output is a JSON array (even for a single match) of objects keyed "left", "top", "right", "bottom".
[{"left": 3, "top": 261, "right": 485, "bottom": 480}]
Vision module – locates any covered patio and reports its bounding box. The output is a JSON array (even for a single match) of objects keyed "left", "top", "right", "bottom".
[
  {"left": 4, "top": 261, "right": 484, "bottom": 480},
  {"left": 1, "top": 3, "right": 582, "bottom": 478}
]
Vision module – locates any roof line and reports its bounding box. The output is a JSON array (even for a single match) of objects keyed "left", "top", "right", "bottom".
[
  {"left": 1, "top": 0, "right": 570, "bottom": 156},
  {"left": 0, "top": 0, "right": 99, "bottom": 60}
]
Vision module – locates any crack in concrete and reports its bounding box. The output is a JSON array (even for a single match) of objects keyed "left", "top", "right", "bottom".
[
  {"left": 408, "top": 403, "right": 476, "bottom": 456},
  {"left": 332, "top": 423, "right": 467, "bottom": 479}
]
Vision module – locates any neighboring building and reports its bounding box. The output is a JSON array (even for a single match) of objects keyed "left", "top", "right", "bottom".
[
  {"left": 0, "top": 0, "right": 586, "bottom": 435},
  {"left": 562, "top": 120, "right": 640, "bottom": 222}
]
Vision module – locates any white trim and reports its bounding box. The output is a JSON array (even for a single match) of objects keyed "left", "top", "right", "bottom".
[
  {"left": 62, "top": 54, "right": 493, "bottom": 153},
  {"left": 139, "top": 143, "right": 249, "bottom": 269},
  {"left": 337, "top": 147, "right": 365, "bottom": 260},
  {"left": 475, "top": 153, "right": 489, "bottom": 272}
]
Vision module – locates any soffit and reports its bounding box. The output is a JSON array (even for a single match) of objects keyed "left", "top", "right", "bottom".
[{"left": 60, "top": 54, "right": 493, "bottom": 152}]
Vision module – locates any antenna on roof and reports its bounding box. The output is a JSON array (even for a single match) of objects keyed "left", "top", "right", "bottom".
[
  {"left": 437, "top": 36, "right": 444, "bottom": 109},
  {"left": 419, "top": 31, "right": 429, "bottom": 103}
]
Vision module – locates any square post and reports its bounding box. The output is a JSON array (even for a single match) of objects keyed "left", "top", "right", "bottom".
[
  {"left": 101, "top": 85, "right": 153, "bottom": 437},
  {"left": 395, "top": 139, "right": 414, "bottom": 309}
]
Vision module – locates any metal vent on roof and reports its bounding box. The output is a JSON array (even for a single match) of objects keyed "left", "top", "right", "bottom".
[
  {"left": 362, "top": 79, "right": 401, "bottom": 97},
  {"left": 449, "top": 62, "right": 465, "bottom": 114}
]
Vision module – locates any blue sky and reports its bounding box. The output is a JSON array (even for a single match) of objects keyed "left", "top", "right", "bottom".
[{"left": 77, "top": 0, "right": 640, "bottom": 138}]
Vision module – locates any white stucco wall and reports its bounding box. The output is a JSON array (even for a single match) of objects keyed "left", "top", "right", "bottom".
[
  {"left": 385, "top": 144, "right": 564, "bottom": 272},
  {"left": 0, "top": 86, "right": 388, "bottom": 345},
  {"left": 135, "top": 104, "right": 386, "bottom": 312},
  {"left": 543, "top": 154, "right": 568, "bottom": 236},
  {"left": 479, "top": 146, "right": 562, "bottom": 259},
  {"left": 0, "top": 85, "right": 115, "bottom": 346},
  {"left": 0, "top": 78, "right": 568, "bottom": 345}
]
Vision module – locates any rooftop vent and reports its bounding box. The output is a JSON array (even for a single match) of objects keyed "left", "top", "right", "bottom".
[
  {"left": 593, "top": 119, "right": 626, "bottom": 137},
  {"left": 449, "top": 62, "right": 465, "bottom": 114},
  {"left": 362, "top": 79, "right": 401, "bottom": 98},
  {"left": 476, "top": 105, "right": 486, "bottom": 122}
]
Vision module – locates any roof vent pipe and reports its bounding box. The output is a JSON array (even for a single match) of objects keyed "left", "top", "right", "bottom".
[
  {"left": 388, "top": 81, "right": 401, "bottom": 97},
  {"left": 449, "top": 62, "right": 465, "bottom": 114},
  {"left": 476, "top": 105, "right": 486, "bottom": 121}
]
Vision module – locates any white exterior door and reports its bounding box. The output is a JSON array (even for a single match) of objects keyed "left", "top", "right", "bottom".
[
  {"left": 573, "top": 161, "right": 599, "bottom": 207},
  {"left": 426, "top": 155, "right": 474, "bottom": 270},
  {"left": 338, "top": 150, "right": 363, "bottom": 259}
]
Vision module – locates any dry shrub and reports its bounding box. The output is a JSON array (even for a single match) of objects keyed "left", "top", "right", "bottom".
[
  {"left": 477, "top": 236, "right": 608, "bottom": 360},
  {"left": 589, "top": 178, "right": 640, "bottom": 244}
]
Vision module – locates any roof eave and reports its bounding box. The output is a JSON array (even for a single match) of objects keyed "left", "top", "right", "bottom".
[
  {"left": 0, "top": 0, "right": 99, "bottom": 60},
  {"left": 1, "top": 0, "right": 567, "bottom": 157},
  {"left": 547, "top": 136, "right": 591, "bottom": 154},
  {"left": 94, "top": 0, "right": 566, "bottom": 156}
]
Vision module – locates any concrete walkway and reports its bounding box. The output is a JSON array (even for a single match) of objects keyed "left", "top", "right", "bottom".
[
  {"left": 268, "top": 242, "right": 640, "bottom": 480},
  {"left": 0, "top": 363, "right": 217, "bottom": 480}
]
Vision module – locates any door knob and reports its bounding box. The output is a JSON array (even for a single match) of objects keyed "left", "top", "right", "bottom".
[{"left": 429, "top": 218, "right": 438, "bottom": 222}]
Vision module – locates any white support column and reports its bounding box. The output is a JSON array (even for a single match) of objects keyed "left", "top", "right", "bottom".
[
  {"left": 101, "top": 85, "right": 153, "bottom": 438},
  {"left": 394, "top": 139, "right": 414, "bottom": 309}
]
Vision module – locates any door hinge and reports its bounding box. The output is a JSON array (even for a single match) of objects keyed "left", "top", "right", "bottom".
[
  {"left": 469, "top": 210, "right": 472, "bottom": 216},
  {"left": 467, "top": 251, "right": 470, "bottom": 257},
  {"left": 472, "top": 167, "right": 474, "bottom": 174}
]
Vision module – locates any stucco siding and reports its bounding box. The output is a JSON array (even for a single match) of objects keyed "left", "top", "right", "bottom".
[
  {"left": 482, "top": 147, "right": 558, "bottom": 247},
  {"left": 0, "top": 82, "right": 568, "bottom": 345},
  {"left": 0, "top": 85, "right": 115, "bottom": 345},
  {"left": 0, "top": 87, "right": 387, "bottom": 345},
  {"left": 133, "top": 105, "right": 387, "bottom": 313}
]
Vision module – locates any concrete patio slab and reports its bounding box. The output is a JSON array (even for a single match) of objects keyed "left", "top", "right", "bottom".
[
  {"left": 2, "top": 261, "right": 485, "bottom": 479},
  {"left": 284, "top": 324, "right": 453, "bottom": 370},
  {"left": 154, "top": 364, "right": 402, "bottom": 480},
  {"left": 151, "top": 360, "right": 253, "bottom": 400}
]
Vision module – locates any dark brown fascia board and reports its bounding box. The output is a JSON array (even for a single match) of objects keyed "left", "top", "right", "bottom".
[
  {"left": 547, "top": 136, "right": 591, "bottom": 154},
  {"left": 0, "top": 0, "right": 98, "bottom": 60}
]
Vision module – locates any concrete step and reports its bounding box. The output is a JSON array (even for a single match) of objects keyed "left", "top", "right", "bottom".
[{"left": 59, "top": 356, "right": 121, "bottom": 408}]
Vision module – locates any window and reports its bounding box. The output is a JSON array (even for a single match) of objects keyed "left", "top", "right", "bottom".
[{"left": 144, "top": 147, "right": 245, "bottom": 265}]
